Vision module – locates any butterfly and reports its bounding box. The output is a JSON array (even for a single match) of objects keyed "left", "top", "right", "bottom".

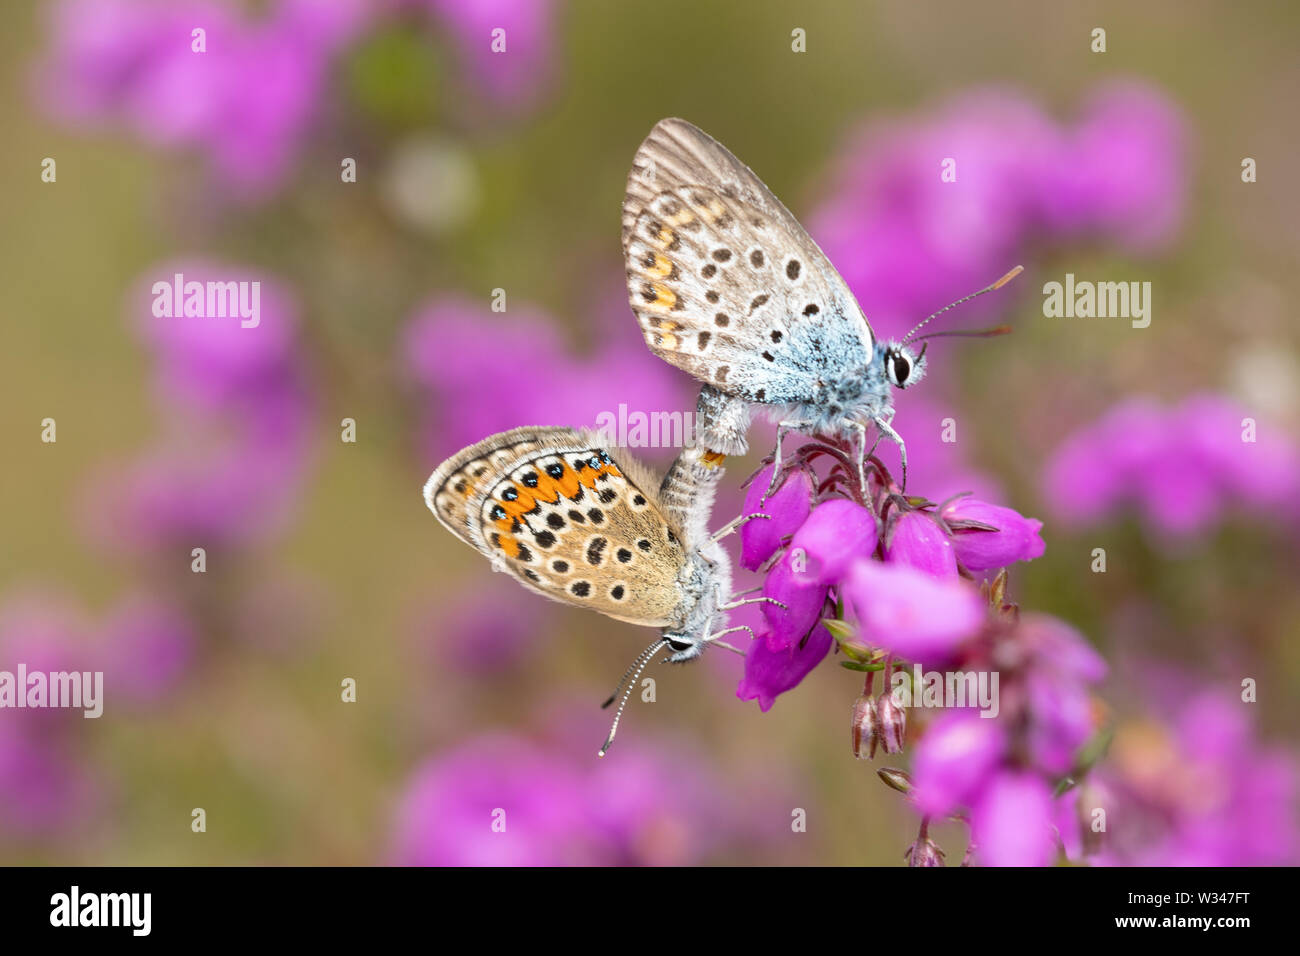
[
  {"left": 423, "top": 426, "right": 776, "bottom": 753},
  {"left": 621, "top": 117, "right": 1019, "bottom": 491}
]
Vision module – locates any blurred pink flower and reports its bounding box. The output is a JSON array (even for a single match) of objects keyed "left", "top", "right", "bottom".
[
  {"left": 806, "top": 83, "right": 1187, "bottom": 496},
  {"left": 912, "top": 711, "right": 1006, "bottom": 818},
  {"left": 900, "top": 612, "right": 1107, "bottom": 866},
  {"left": 35, "top": 0, "right": 563, "bottom": 197},
  {"left": 971, "top": 770, "right": 1055, "bottom": 867},
  {"left": 412, "top": 577, "right": 549, "bottom": 676},
  {"left": 1042, "top": 393, "right": 1300, "bottom": 541},
  {"left": 0, "top": 593, "right": 104, "bottom": 840},
  {"left": 98, "top": 595, "right": 197, "bottom": 705},
  {"left": 35, "top": 0, "right": 373, "bottom": 198},
  {"left": 809, "top": 83, "right": 1189, "bottom": 340},
  {"left": 422, "top": 0, "right": 558, "bottom": 108},
  {"left": 81, "top": 261, "right": 317, "bottom": 555},
  {"left": 402, "top": 296, "right": 686, "bottom": 464},
  {"left": 1068, "top": 689, "right": 1299, "bottom": 866},
  {"left": 391, "top": 727, "right": 761, "bottom": 865}
]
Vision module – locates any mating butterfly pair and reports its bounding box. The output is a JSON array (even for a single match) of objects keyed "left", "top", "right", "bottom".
[{"left": 424, "top": 119, "right": 1018, "bottom": 752}]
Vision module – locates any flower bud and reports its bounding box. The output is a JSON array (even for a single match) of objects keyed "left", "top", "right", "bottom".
[
  {"left": 904, "top": 836, "right": 946, "bottom": 867},
  {"left": 877, "top": 693, "right": 907, "bottom": 754},
  {"left": 877, "top": 767, "right": 914, "bottom": 794},
  {"left": 851, "top": 694, "right": 880, "bottom": 759}
]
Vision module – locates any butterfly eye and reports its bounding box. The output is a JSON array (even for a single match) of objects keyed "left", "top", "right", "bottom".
[
  {"left": 887, "top": 351, "right": 912, "bottom": 387},
  {"left": 666, "top": 638, "right": 694, "bottom": 653}
]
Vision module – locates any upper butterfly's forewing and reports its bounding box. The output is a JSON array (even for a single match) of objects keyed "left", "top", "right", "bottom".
[
  {"left": 425, "top": 428, "right": 688, "bottom": 628},
  {"left": 621, "top": 118, "right": 875, "bottom": 402}
]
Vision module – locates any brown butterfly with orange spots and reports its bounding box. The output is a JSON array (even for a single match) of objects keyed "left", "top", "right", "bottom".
[{"left": 423, "top": 426, "right": 778, "bottom": 753}]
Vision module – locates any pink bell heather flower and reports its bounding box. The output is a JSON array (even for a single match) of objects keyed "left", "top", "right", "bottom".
[
  {"left": 758, "top": 499, "right": 876, "bottom": 650},
  {"left": 760, "top": 555, "right": 829, "bottom": 651},
  {"left": 885, "top": 510, "right": 958, "bottom": 578},
  {"left": 941, "top": 497, "right": 1046, "bottom": 573},
  {"left": 739, "top": 465, "right": 812, "bottom": 571},
  {"left": 971, "top": 770, "right": 1055, "bottom": 867},
  {"left": 736, "top": 625, "right": 834, "bottom": 713},
  {"left": 786, "top": 499, "right": 878, "bottom": 587},
  {"left": 843, "top": 560, "right": 984, "bottom": 665},
  {"left": 911, "top": 711, "right": 1007, "bottom": 817}
]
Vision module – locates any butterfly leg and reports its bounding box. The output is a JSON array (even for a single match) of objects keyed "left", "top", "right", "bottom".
[
  {"left": 706, "top": 639, "right": 747, "bottom": 656},
  {"left": 720, "top": 596, "right": 788, "bottom": 611},
  {"left": 847, "top": 420, "right": 871, "bottom": 493},
  {"left": 709, "top": 511, "right": 771, "bottom": 544},
  {"left": 704, "top": 624, "right": 757, "bottom": 645},
  {"left": 765, "top": 420, "right": 814, "bottom": 499},
  {"left": 872, "top": 415, "right": 909, "bottom": 490}
]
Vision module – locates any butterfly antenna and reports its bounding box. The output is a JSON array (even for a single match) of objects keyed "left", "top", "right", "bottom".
[
  {"left": 601, "top": 638, "right": 664, "bottom": 709},
  {"left": 599, "top": 640, "right": 665, "bottom": 757},
  {"left": 913, "top": 324, "right": 1013, "bottom": 343},
  {"left": 901, "top": 265, "right": 1023, "bottom": 344}
]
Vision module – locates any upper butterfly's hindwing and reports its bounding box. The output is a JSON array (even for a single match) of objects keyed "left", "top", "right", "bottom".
[
  {"left": 622, "top": 118, "right": 874, "bottom": 403},
  {"left": 424, "top": 428, "right": 688, "bottom": 628}
]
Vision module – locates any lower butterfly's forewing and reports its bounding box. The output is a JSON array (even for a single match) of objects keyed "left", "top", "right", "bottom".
[
  {"left": 425, "top": 428, "right": 688, "bottom": 628},
  {"left": 622, "top": 119, "right": 874, "bottom": 403}
]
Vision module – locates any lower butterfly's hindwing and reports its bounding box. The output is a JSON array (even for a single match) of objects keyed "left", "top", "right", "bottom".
[
  {"left": 622, "top": 119, "right": 875, "bottom": 405},
  {"left": 424, "top": 428, "right": 689, "bottom": 628}
]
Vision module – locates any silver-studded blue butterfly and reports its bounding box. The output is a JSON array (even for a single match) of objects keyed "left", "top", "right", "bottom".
[{"left": 621, "top": 117, "right": 1019, "bottom": 490}]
